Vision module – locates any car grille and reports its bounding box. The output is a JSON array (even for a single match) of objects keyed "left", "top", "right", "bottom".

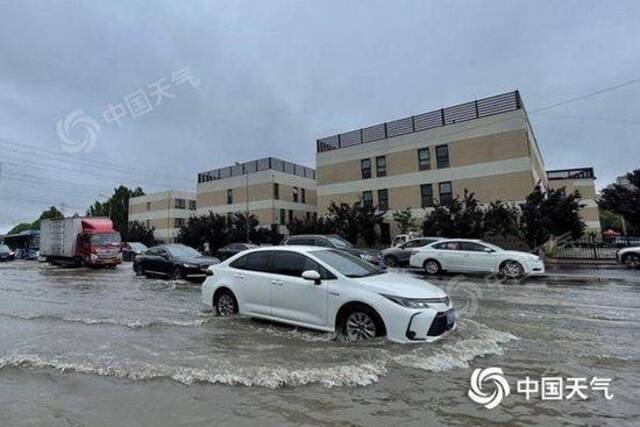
[{"left": 427, "top": 310, "right": 455, "bottom": 337}]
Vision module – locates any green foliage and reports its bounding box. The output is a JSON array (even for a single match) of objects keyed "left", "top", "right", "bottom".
[
  {"left": 422, "top": 186, "right": 586, "bottom": 249},
  {"left": 326, "top": 200, "right": 385, "bottom": 246},
  {"left": 599, "top": 169, "right": 640, "bottom": 233},
  {"left": 287, "top": 216, "right": 337, "bottom": 236},
  {"left": 599, "top": 209, "right": 624, "bottom": 233},
  {"left": 392, "top": 208, "right": 417, "bottom": 235},
  {"left": 124, "top": 221, "right": 156, "bottom": 246}
]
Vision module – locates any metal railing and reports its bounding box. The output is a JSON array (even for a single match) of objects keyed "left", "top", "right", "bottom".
[
  {"left": 317, "top": 91, "right": 522, "bottom": 153},
  {"left": 547, "top": 167, "right": 595, "bottom": 181},
  {"left": 544, "top": 235, "right": 639, "bottom": 260},
  {"left": 198, "top": 157, "right": 316, "bottom": 184}
]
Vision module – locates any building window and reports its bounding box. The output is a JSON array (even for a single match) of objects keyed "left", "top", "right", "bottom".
[
  {"left": 306, "top": 211, "right": 311, "bottom": 221},
  {"left": 436, "top": 144, "right": 450, "bottom": 169},
  {"left": 378, "top": 189, "right": 389, "bottom": 211},
  {"left": 301, "top": 188, "right": 306, "bottom": 204},
  {"left": 361, "top": 159, "right": 371, "bottom": 179},
  {"left": 313, "top": 212, "right": 318, "bottom": 221},
  {"left": 418, "top": 148, "right": 431, "bottom": 171},
  {"left": 421, "top": 184, "right": 434, "bottom": 208},
  {"left": 293, "top": 186, "right": 299, "bottom": 203},
  {"left": 288, "top": 209, "right": 293, "bottom": 223},
  {"left": 376, "top": 156, "right": 387, "bottom": 177},
  {"left": 273, "top": 183, "right": 279, "bottom": 200},
  {"left": 174, "top": 218, "right": 185, "bottom": 228},
  {"left": 439, "top": 181, "right": 453, "bottom": 206},
  {"left": 227, "top": 189, "right": 233, "bottom": 204},
  {"left": 362, "top": 191, "right": 373, "bottom": 208},
  {"left": 188, "top": 200, "right": 197, "bottom": 211},
  {"left": 174, "top": 198, "right": 186, "bottom": 209},
  {"left": 146, "top": 201, "right": 151, "bottom": 211},
  {"left": 280, "top": 209, "right": 286, "bottom": 225}
]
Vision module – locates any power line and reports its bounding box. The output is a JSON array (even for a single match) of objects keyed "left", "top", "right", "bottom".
[{"left": 530, "top": 77, "right": 640, "bottom": 113}]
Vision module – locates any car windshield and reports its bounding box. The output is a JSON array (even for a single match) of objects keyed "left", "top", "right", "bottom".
[
  {"left": 312, "top": 249, "right": 384, "bottom": 278},
  {"left": 167, "top": 245, "right": 201, "bottom": 258},
  {"left": 326, "top": 236, "right": 353, "bottom": 249},
  {"left": 90, "top": 233, "right": 121, "bottom": 245}
]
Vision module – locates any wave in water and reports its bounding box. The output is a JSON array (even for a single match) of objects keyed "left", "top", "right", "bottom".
[
  {"left": 1, "top": 313, "right": 214, "bottom": 329},
  {"left": 0, "top": 354, "right": 387, "bottom": 389}
]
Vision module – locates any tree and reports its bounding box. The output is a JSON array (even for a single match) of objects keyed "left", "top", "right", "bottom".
[
  {"left": 519, "top": 184, "right": 585, "bottom": 249},
  {"left": 483, "top": 201, "right": 520, "bottom": 238},
  {"left": 392, "top": 208, "right": 417, "bottom": 235},
  {"left": 227, "top": 212, "right": 259, "bottom": 243},
  {"left": 599, "top": 169, "right": 640, "bottom": 233},
  {"left": 176, "top": 212, "right": 228, "bottom": 254},
  {"left": 287, "top": 216, "right": 337, "bottom": 236},
  {"left": 7, "top": 206, "right": 64, "bottom": 235},
  {"left": 326, "top": 200, "right": 385, "bottom": 246},
  {"left": 124, "top": 221, "right": 156, "bottom": 246},
  {"left": 87, "top": 186, "right": 145, "bottom": 237},
  {"left": 599, "top": 209, "right": 624, "bottom": 233},
  {"left": 422, "top": 190, "right": 484, "bottom": 238}
]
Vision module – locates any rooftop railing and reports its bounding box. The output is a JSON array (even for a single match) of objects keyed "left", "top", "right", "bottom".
[
  {"left": 198, "top": 157, "right": 316, "bottom": 184},
  {"left": 547, "top": 167, "right": 595, "bottom": 180},
  {"left": 316, "top": 90, "right": 522, "bottom": 153}
]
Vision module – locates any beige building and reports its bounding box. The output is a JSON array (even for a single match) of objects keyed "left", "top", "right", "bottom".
[
  {"left": 197, "top": 157, "right": 317, "bottom": 234},
  {"left": 547, "top": 168, "right": 601, "bottom": 232},
  {"left": 315, "top": 90, "right": 600, "bottom": 238},
  {"left": 128, "top": 190, "right": 197, "bottom": 243}
]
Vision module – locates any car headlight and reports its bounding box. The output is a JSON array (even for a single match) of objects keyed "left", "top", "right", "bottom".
[
  {"left": 182, "top": 263, "right": 198, "bottom": 268},
  {"left": 381, "top": 294, "right": 432, "bottom": 309}
]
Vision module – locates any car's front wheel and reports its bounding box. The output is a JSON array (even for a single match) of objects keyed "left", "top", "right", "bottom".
[
  {"left": 423, "top": 259, "right": 442, "bottom": 275},
  {"left": 134, "top": 263, "right": 145, "bottom": 276},
  {"left": 171, "top": 266, "right": 184, "bottom": 280},
  {"left": 500, "top": 260, "right": 525, "bottom": 279},
  {"left": 342, "top": 308, "right": 381, "bottom": 342},
  {"left": 622, "top": 253, "right": 640, "bottom": 269},
  {"left": 215, "top": 290, "right": 238, "bottom": 316}
]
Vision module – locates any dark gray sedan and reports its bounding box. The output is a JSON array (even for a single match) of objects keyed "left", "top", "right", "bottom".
[{"left": 382, "top": 237, "right": 442, "bottom": 267}]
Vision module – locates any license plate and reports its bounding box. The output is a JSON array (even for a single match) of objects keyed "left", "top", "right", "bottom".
[{"left": 446, "top": 311, "right": 455, "bottom": 329}]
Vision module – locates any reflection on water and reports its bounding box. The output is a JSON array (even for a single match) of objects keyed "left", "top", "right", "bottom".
[{"left": 0, "top": 260, "right": 638, "bottom": 426}]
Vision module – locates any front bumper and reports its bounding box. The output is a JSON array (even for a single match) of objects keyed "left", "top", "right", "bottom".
[
  {"left": 378, "top": 299, "right": 456, "bottom": 343},
  {"left": 184, "top": 265, "right": 212, "bottom": 279},
  {"left": 525, "top": 259, "right": 546, "bottom": 276}
]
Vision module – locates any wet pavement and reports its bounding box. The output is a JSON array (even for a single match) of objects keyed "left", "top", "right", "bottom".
[{"left": 0, "top": 260, "right": 638, "bottom": 426}]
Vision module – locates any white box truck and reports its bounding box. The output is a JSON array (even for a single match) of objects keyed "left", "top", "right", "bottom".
[{"left": 40, "top": 217, "right": 122, "bottom": 268}]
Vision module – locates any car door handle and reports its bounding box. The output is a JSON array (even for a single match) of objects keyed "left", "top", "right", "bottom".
[
  {"left": 271, "top": 280, "right": 283, "bottom": 286},
  {"left": 234, "top": 274, "right": 245, "bottom": 279}
]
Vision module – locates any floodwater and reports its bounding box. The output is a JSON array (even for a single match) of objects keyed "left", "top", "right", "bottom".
[{"left": 0, "top": 260, "right": 638, "bottom": 426}]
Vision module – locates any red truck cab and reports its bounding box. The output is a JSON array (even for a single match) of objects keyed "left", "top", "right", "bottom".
[{"left": 77, "top": 219, "right": 122, "bottom": 267}]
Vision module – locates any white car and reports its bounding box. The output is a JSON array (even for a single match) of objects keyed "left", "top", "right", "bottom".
[
  {"left": 617, "top": 247, "right": 640, "bottom": 269},
  {"left": 202, "top": 246, "right": 455, "bottom": 343},
  {"left": 410, "top": 239, "right": 545, "bottom": 279}
]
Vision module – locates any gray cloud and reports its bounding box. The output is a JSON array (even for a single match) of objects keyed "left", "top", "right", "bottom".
[{"left": 1, "top": 0, "right": 639, "bottom": 231}]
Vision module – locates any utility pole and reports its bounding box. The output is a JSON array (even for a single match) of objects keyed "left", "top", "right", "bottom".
[{"left": 235, "top": 162, "right": 250, "bottom": 243}]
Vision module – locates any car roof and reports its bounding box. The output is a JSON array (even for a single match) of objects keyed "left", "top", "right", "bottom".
[
  {"left": 239, "top": 245, "right": 327, "bottom": 254},
  {"left": 286, "top": 234, "right": 335, "bottom": 239},
  {"left": 431, "top": 238, "right": 484, "bottom": 243}
]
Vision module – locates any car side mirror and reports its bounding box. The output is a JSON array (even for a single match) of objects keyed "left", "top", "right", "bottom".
[
  {"left": 484, "top": 248, "right": 495, "bottom": 253},
  {"left": 302, "top": 270, "right": 322, "bottom": 285}
]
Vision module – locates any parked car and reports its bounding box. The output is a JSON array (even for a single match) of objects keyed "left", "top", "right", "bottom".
[
  {"left": 133, "top": 244, "right": 220, "bottom": 280},
  {"left": 617, "top": 247, "right": 640, "bottom": 269},
  {"left": 382, "top": 237, "right": 442, "bottom": 267},
  {"left": 282, "top": 234, "right": 380, "bottom": 265},
  {"left": 410, "top": 239, "right": 545, "bottom": 279},
  {"left": 0, "top": 244, "right": 15, "bottom": 262},
  {"left": 202, "top": 246, "right": 455, "bottom": 343},
  {"left": 122, "top": 242, "right": 149, "bottom": 262},
  {"left": 217, "top": 243, "right": 258, "bottom": 260},
  {"left": 391, "top": 232, "right": 422, "bottom": 247}
]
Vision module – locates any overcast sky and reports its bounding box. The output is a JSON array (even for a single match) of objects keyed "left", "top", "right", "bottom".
[{"left": 1, "top": 0, "right": 639, "bottom": 233}]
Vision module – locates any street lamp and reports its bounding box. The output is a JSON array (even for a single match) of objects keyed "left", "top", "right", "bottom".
[{"left": 235, "top": 162, "right": 250, "bottom": 243}]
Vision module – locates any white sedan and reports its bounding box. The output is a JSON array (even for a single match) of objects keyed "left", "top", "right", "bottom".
[
  {"left": 202, "top": 246, "right": 455, "bottom": 343},
  {"left": 410, "top": 239, "right": 545, "bottom": 279},
  {"left": 617, "top": 247, "right": 640, "bottom": 269}
]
